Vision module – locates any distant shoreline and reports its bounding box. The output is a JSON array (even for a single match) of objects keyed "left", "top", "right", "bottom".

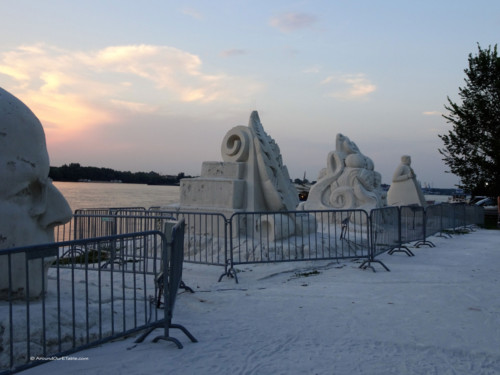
[{"left": 50, "top": 163, "right": 191, "bottom": 186}]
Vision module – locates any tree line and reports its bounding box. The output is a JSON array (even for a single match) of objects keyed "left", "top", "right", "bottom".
[{"left": 49, "top": 163, "right": 191, "bottom": 185}]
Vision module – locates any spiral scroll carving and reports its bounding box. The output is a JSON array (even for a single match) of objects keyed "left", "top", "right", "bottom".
[{"left": 221, "top": 126, "right": 250, "bottom": 162}]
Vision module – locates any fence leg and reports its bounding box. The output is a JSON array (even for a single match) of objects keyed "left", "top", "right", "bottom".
[
  {"left": 179, "top": 280, "right": 195, "bottom": 293},
  {"left": 359, "top": 258, "right": 390, "bottom": 272},
  {"left": 414, "top": 240, "right": 435, "bottom": 248},
  {"left": 388, "top": 246, "right": 415, "bottom": 256},
  {"left": 151, "top": 322, "right": 199, "bottom": 349},
  {"left": 152, "top": 332, "right": 184, "bottom": 349},
  {"left": 218, "top": 263, "right": 239, "bottom": 283}
]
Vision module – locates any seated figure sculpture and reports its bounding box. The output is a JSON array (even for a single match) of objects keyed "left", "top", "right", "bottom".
[
  {"left": 387, "top": 155, "right": 426, "bottom": 207},
  {"left": 301, "top": 133, "right": 386, "bottom": 213},
  {"left": 0, "top": 87, "right": 73, "bottom": 299}
]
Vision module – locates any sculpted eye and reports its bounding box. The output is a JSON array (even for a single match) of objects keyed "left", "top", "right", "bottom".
[
  {"left": 13, "top": 179, "right": 47, "bottom": 216},
  {"left": 16, "top": 186, "right": 32, "bottom": 197},
  {"left": 16, "top": 181, "right": 43, "bottom": 198},
  {"left": 29, "top": 180, "right": 44, "bottom": 196}
]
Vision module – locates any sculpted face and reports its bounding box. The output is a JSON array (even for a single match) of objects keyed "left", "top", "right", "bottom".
[
  {"left": 0, "top": 87, "right": 72, "bottom": 249},
  {"left": 401, "top": 155, "right": 411, "bottom": 165},
  {"left": 0, "top": 87, "right": 72, "bottom": 298}
]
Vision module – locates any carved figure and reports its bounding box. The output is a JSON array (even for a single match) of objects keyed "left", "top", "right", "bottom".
[
  {"left": 220, "top": 111, "right": 299, "bottom": 212},
  {"left": 387, "top": 155, "right": 426, "bottom": 207},
  {"left": 0, "top": 87, "right": 72, "bottom": 299},
  {"left": 302, "top": 133, "right": 386, "bottom": 212},
  {"left": 179, "top": 111, "right": 315, "bottom": 240}
]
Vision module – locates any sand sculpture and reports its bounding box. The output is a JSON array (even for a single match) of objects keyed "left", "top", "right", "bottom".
[
  {"left": 301, "top": 133, "right": 386, "bottom": 213},
  {"left": 387, "top": 155, "right": 426, "bottom": 207},
  {"left": 179, "top": 111, "right": 315, "bottom": 240},
  {"left": 0, "top": 87, "right": 72, "bottom": 300}
]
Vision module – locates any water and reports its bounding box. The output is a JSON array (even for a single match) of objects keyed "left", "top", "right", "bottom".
[
  {"left": 424, "top": 194, "right": 451, "bottom": 204},
  {"left": 54, "top": 181, "right": 180, "bottom": 212},
  {"left": 54, "top": 181, "right": 451, "bottom": 213}
]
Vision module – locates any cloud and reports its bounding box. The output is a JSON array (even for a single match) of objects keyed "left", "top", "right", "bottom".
[
  {"left": 0, "top": 43, "right": 262, "bottom": 137},
  {"left": 269, "top": 12, "right": 318, "bottom": 33},
  {"left": 180, "top": 7, "right": 203, "bottom": 19},
  {"left": 320, "top": 76, "right": 334, "bottom": 84},
  {"left": 423, "top": 111, "right": 442, "bottom": 116},
  {"left": 321, "top": 73, "right": 376, "bottom": 100},
  {"left": 110, "top": 99, "right": 158, "bottom": 113},
  {"left": 0, "top": 64, "right": 30, "bottom": 81},
  {"left": 220, "top": 49, "right": 247, "bottom": 57}
]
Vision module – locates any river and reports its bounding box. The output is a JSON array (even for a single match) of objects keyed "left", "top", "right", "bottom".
[
  {"left": 53, "top": 181, "right": 181, "bottom": 212},
  {"left": 54, "top": 181, "right": 451, "bottom": 213}
]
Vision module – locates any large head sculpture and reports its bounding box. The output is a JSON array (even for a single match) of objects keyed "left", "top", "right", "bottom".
[{"left": 0, "top": 87, "right": 72, "bottom": 298}]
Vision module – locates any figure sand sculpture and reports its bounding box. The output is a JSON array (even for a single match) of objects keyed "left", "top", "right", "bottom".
[
  {"left": 179, "top": 111, "right": 315, "bottom": 240},
  {"left": 301, "top": 133, "right": 386, "bottom": 213},
  {"left": 387, "top": 155, "right": 426, "bottom": 207},
  {"left": 0, "top": 87, "right": 72, "bottom": 300}
]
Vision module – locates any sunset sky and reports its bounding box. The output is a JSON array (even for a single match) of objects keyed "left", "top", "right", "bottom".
[{"left": 1, "top": 1, "right": 498, "bottom": 188}]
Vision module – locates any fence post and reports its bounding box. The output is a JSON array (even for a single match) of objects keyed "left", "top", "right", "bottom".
[
  {"left": 218, "top": 215, "right": 238, "bottom": 282},
  {"left": 388, "top": 206, "right": 414, "bottom": 256},
  {"left": 135, "top": 220, "right": 197, "bottom": 348},
  {"left": 414, "top": 207, "right": 435, "bottom": 248},
  {"left": 359, "top": 209, "right": 390, "bottom": 272},
  {"left": 437, "top": 204, "right": 451, "bottom": 238}
]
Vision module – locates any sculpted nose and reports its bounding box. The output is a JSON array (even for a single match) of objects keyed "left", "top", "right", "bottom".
[{"left": 39, "top": 182, "right": 73, "bottom": 229}]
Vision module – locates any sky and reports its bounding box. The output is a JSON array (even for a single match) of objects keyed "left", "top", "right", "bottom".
[{"left": 1, "top": 0, "right": 498, "bottom": 188}]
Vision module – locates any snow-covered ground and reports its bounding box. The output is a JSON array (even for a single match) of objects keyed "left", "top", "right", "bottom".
[{"left": 23, "top": 228, "right": 500, "bottom": 375}]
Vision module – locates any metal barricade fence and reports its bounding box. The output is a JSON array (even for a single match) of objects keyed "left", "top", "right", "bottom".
[
  {"left": 441, "top": 204, "right": 456, "bottom": 234},
  {"left": 424, "top": 204, "right": 443, "bottom": 238},
  {"left": 0, "top": 231, "right": 161, "bottom": 373},
  {"left": 424, "top": 203, "right": 484, "bottom": 239},
  {"left": 58, "top": 209, "right": 372, "bottom": 282},
  {"left": 72, "top": 208, "right": 147, "bottom": 240},
  {"left": 453, "top": 204, "right": 467, "bottom": 231},
  {"left": 173, "top": 211, "right": 228, "bottom": 267},
  {"left": 228, "top": 209, "right": 370, "bottom": 267},
  {"left": 53, "top": 203, "right": 486, "bottom": 280},
  {"left": 0, "top": 223, "right": 195, "bottom": 374},
  {"left": 117, "top": 210, "right": 228, "bottom": 267},
  {"left": 400, "top": 206, "right": 425, "bottom": 245},
  {"left": 465, "top": 205, "right": 484, "bottom": 227},
  {"left": 369, "top": 206, "right": 399, "bottom": 258},
  {"left": 134, "top": 219, "right": 198, "bottom": 348},
  {"left": 56, "top": 211, "right": 229, "bottom": 267},
  {"left": 0, "top": 202, "right": 487, "bottom": 373},
  {"left": 390, "top": 205, "right": 430, "bottom": 255}
]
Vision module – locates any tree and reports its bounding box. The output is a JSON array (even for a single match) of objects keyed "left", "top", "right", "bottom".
[{"left": 439, "top": 44, "right": 500, "bottom": 197}]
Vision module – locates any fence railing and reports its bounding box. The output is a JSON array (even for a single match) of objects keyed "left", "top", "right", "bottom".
[
  {"left": 0, "top": 220, "right": 195, "bottom": 374},
  {"left": 53, "top": 203, "right": 485, "bottom": 279},
  {"left": 226, "top": 209, "right": 370, "bottom": 282}
]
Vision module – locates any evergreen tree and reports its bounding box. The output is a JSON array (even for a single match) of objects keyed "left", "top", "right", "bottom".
[{"left": 439, "top": 44, "right": 500, "bottom": 197}]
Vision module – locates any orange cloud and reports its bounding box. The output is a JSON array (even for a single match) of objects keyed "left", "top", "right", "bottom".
[
  {"left": 0, "top": 43, "right": 263, "bottom": 141},
  {"left": 23, "top": 91, "right": 115, "bottom": 144},
  {"left": 423, "top": 111, "right": 442, "bottom": 116},
  {"left": 110, "top": 99, "right": 158, "bottom": 113}
]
